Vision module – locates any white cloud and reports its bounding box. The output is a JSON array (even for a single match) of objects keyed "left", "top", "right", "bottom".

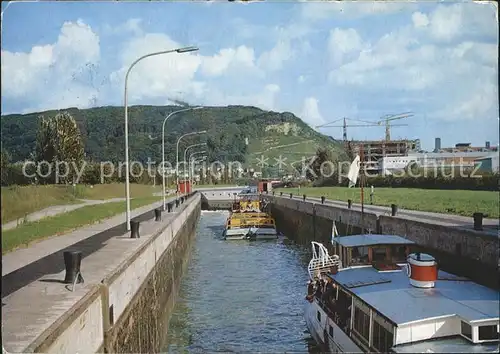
[
  {"left": 300, "top": 97, "right": 325, "bottom": 127},
  {"left": 1, "top": 19, "right": 100, "bottom": 111},
  {"left": 257, "top": 39, "right": 292, "bottom": 72},
  {"left": 328, "top": 28, "right": 364, "bottom": 65},
  {"left": 200, "top": 45, "right": 258, "bottom": 77}
]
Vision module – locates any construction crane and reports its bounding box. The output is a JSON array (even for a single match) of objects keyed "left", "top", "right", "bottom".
[{"left": 377, "top": 112, "right": 414, "bottom": 141}]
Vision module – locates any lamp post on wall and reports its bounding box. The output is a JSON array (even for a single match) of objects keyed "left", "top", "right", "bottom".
[
  {"left": 184, "top": 143, "right": 207, "bottom": 188},
  {"left": 189, "top": 152, "right": 207, "bottom": 188},
  {"left": 176, "top": 130, "right": 207, "bottom": 195},
  {"left": 123, "top": 45, "right": 199, "bottom": 230},
  {"left": 161, "top": 107, "right": 202, "bottom": 210}
]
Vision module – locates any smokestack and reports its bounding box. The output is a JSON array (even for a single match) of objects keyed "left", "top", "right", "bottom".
[
  {"left": 434, "top": 138, "right": 441, "bottom": 152},
  {"left": 486, "top": 141, "right": 491, "bottom": 149}
]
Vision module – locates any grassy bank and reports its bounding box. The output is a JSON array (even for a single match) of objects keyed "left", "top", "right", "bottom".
[
  {"left": 1, "top": 183, "right": 162, "bottom": 224},
  {"left": 274, "top": 186, "right": 499, "bottom": 218},
  {"left": 2, "top": 195, "right": 161, "bottom": 254}
]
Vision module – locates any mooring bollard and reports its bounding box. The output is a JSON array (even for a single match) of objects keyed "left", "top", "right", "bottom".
[
  {"left": 391, "top": 204, "right": 398, "bottom": 216},
  {"left": 130, "top": 220, "right": 140, "bottom": 238},
  {"left": 63, "top": 251, "right": 84, "bottom": 284},
  {"left": 289, "top": 193, "right": 293, "bottom": 199},
  {"left": 272, "top": 191, "right": 275, "bottom": 196},
  {"left": 347, "top": 199, "right": 352, "bottom": 209},
  {"left": 175, "top": 199, "right": 180, "bottom": 208},
  {"left": 303, "top": 194, "right": 306, "bottom": 201},
  {"left": 321, "top": 196, "right": 325, "bottom": 204},
  {"left": 154, "top": 208, "right": 162, "bottom": 221},
  {"left": 473, "top": 212, "right": 484, "bottom": 231},
  {"left": 167, "top": 203, "right": 172, "bottom": 212},
  {"left": 280, "top": 192, "right": 283, "bottom": 196}
]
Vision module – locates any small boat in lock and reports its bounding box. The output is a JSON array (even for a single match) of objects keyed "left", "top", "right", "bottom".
[{"left": 223, "top": 193, "right": 278, "bottom": 240}]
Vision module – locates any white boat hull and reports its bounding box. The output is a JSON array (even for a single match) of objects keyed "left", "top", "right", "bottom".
[
  {"left": 304, "top": 299, "right": 363, "bottom": 353},
  {"left": 223, "top": 227, "right": 278, "bottom": 240}
]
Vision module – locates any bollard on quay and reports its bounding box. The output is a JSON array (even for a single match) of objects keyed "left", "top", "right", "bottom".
[
  {"left": 321, "top": 196, "right": 325, "bottom": 204},
  {"left": 272, "top": 191, "right": 275, "bottom": 196},
  {"left": 347, "top": 199, "right": 352, "bottom": 209},
  {"left": 175, "top": 199, "right": 180, "bottom": 208},
  {"left": 290, "top": 193, "right": 293, "bottom": 199},
  {"left": 280, "top": 192, "right": 283, "bottom": 196},
  {"left": 167, "top": 203, "right": 172, "bottom": 212},
  {"left": 154, "top": 208, "right": 162, "bottom": 221},
  {"left": 303, "top": 194, "right": 306, "bottom": 201},
  {"left": 391, "top": 204, "right": 398, "bottom": 216},
  {"left": 130, "top": 220, "right": 140, "bottom": 238},
  {"left": 473, "top": 212, "right": 484, "bottom": 231},
  {"left": 63, "top": 251, "right": 84, "bottom": 284}
]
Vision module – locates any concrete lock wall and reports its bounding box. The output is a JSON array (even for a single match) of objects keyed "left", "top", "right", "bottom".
[
  {"left": 25, "top": 194, "right": 201, "bottom": 353},
  {"left": 268, "top": 195, "right": 498, "bottom": 287}
]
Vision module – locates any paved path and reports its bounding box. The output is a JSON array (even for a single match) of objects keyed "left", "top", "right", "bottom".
[
  {"left": 276, "top": 194, "right": 499, "bottom": 236},
  {"left": 1, "top": 195, "right": 188, "bottom": 353},
  {"left": 2, "top": 198, "right": 127, "bottom": 231}
]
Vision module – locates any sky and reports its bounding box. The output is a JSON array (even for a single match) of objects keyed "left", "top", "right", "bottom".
[{"left": 1, "top": 0, "right": 498, "bottom": 150}]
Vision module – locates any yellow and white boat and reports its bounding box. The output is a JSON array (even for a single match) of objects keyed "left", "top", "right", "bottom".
[{"left": 223, "top": 194, "right": 278, "bottom": 240}]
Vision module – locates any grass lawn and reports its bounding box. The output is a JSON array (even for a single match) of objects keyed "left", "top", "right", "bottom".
[
  {"left": 2, "top": 195, "right": 161, "bottom": 254},
  {"left": 274, "top": 186, "right": 499, "bottom": 218},
  {"left": 1, "top": 183, "right": 162, "bottom": 224}
]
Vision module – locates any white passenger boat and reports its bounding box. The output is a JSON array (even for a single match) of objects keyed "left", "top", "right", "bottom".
[{"left": 304, "top": 234, "right": 500, "bottom": 353}]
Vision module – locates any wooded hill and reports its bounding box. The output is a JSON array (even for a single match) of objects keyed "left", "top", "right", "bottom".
[{"left": 1, "top": 105, "right": 345, "bottom": 171}]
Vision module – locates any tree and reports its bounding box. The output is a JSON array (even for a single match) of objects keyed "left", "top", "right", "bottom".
[{"left": 34, "top": 111, "right": 85, "bottom": 184}]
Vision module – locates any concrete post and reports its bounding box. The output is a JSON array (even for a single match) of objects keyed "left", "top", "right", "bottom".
[
  {"left": 473, "top": 212, "right": 484, "bottom": 231},
  {"left": 63, "top": 251, "right": 84, "bottom": 284},
  {"left": 391, "top": 204, "right": 398, "bottom": 216},
  {"left": 130, "top": 220, "right": 140, "bottom": 238},
  {"left": 154, "top": 208, "right": 162, "bottom": 221}
]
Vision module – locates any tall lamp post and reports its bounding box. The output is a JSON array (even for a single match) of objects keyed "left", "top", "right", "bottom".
[
  {"left": 184, "top": 143, "right": 207, "bottom": 183},
  {"left": 124, "top": 45, "right": 199, "bottom": 230},
  {"left": 189, "top": 152, "right": 207, "bottom": 187},
  {"left": 161, "top": 107, "right": 202, "bottom": 210},
  {"left": 176, "top": 130, "right": 207, "bottom": 194}
]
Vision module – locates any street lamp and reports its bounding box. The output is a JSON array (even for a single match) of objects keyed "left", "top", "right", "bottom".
[
  {"left": 189, "top": 152, "right": 207, "bottom": 187},
  {"left": 176, "top": 130, "right": 207, "bottom": 194},
  {"left": 124, "top": 45, "right": 199, "bottom": 230},
  {"left": 161, "top": 107, "right": 202, "bottom": 210},
  {"left": 184, "top": 143, "right": 207, "bottom": 187}
]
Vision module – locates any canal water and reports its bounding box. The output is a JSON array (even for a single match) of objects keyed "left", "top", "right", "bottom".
[{"left": 163, "top": 211, "right": 321, "bottom": 353}]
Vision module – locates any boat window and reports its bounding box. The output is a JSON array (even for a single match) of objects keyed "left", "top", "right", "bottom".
[
  {"left": 350, "top": 246, "right": 369, "bottom": 265},
  {"left": 317, "top": 311, "right": 321, "bottom": 322},
  {"left": 478, "top": 325, "right": 498, "bottom": 341},
  {"left": 461, "top": 321, "right": 472, "bottom": 340},
  {"left": 353, "top": 306, "right": 370, "bottom": 344},
  {"left": 329, "top": 325, "right": 333, "bottom": 337},
  {"left": 372, "top": 320, "right": 393, "bottom": 352},
  {"left": 372, "top": 247, "right": 387, "bottom": 262},
  {"left": 393, "top": 246, "right": 406, "bottom": 261}
]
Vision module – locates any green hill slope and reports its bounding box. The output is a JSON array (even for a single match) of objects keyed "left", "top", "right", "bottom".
[{"left": 1, "top": 105, "right": 344, "bottom": 173}]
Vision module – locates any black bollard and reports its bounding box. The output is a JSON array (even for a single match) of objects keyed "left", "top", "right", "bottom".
[
  {"left": 391, "top": 204, "right": 398, "bottom": 216},
  {"left": 167, "top": 203, "right": 172, "bottom": 212},
  {"left": 290, "top": 193, "right": 293, "bottom": 199},
  {"left": 130, "top": 220, "right": 140, "bottom": 238},
  {"left": 473, "top": 212, "right": 484, "bottom": 231},
  {"left": 266, "top": 190, "right": 269, "bottom": 194},
  {"left": 303, "top": 194, "right": 306, "bottom": 201},
  {"left": 175, "top": 199, "right": 180, "bottom": 208},
  {"left": 280, "top": 192, "right": 283, "bottom": 196},
  {"left": 272, "top": 191, "right": 275, "bottom": 196},
  {"left": 154, "top": 208, "right": 162, "bottom": 221},
  {"left": 63, "top": 251, "right": 84, "bottom": 284},
  {"left": 347, "top": 199, "right": 352, "bottom": 209},
  {"left": 321, "top": 196, "right": 325, "bottom": 204}
]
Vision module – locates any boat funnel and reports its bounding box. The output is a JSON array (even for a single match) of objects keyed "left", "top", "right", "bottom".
[{"left": 406, "top": 252, "right": 438, "bottom": 288}]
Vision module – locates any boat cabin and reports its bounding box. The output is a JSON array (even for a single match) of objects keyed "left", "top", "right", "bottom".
[
  {"left": 331, "top": 234, "right": 415, "bottom": 271},
  {"left": 226, "top": 214, "right": 276, "bottom": 229}
]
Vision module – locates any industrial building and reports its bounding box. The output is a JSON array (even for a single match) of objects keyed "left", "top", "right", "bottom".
[
  {"left": 474, "top": 154, "right": 499, "bottom": 173},
  {"left": 359, "top": 139, "right": 498, "bottom": 176}
]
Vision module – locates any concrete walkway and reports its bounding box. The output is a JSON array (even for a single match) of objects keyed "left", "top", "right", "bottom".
[
  {"left": 2, "top": 198, "right": 127, "bottom": 231},
  {"left": 1, "top": 195, "right": 189, "bottom": 353},
  {"left": 285, "top": 194, "right": 499, "bottom": 236}
]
